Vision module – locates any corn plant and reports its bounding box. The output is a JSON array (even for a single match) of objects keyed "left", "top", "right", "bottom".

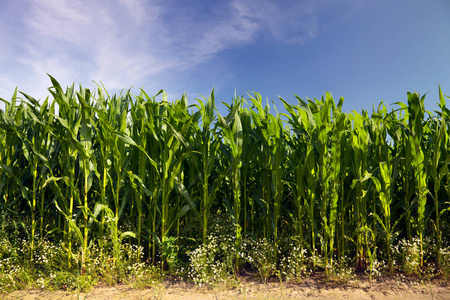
[
  {"left": 407, "top": 92, "right": 429, "bottom": 267},
  {"left": 217, "top": 100, "right": 243, "bottom": 269},
  {"left": 348, "top": 110, "right": 371, "bottom": 270},
  {"left": 1, "top": 77, "right": 449, "bottom": 280},
  {"left": 249, "top": 94, "right": 285, "bottom": 256},
  {"left": 193, "top": 91, "right": 223, "bottom": 243},
  {"left": 428, "top": 87, "right": 450, "bottom": 266},
  {"left": 48, "top": 78, "right": 82, "bottom": 265}
]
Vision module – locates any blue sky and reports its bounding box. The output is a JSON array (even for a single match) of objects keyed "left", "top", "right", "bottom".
[{"left": 1, "top": 0, "right": 449, "bottom": 115}]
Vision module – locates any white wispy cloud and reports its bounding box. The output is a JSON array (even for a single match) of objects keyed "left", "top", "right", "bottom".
[
  {"left": 0, "top": 0, "right": 354, "bottom": 102},
  {"left": 233, "top": 0, "right": 354, "bottom": 45}
]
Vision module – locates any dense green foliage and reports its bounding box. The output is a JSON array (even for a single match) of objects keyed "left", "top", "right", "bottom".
[{"left": 1, "top": 76, "right": 450, "bottom": 279}]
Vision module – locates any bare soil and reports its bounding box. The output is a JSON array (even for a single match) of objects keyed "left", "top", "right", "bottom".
[{"left": 4, "top": 275, "right": 449, "bottom": 300}]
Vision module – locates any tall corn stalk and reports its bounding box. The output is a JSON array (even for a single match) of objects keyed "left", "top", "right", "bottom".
[
  {"left": 349, "top": 110, "right": 373, "bottom": 270},
  {"left": 218, "top": 102, "right": 243, "bottom": 269},
  {"left": 427, "top": 87, "right": 449, "bottom": 267},
  {"left": 249, "top": 94, "right": 285, "bottom": 254},
  {"left": 194, "top": 91, "right": 223, "bottom": 243},
  {"left": 48, "top": 77, "right": 83, "bottom": 266},
  {"left": 407, "top": 92, "right": 428, "bottom": 267}
]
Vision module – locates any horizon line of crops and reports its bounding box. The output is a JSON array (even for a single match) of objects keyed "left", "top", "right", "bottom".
[{"left": 1, "top": 75, "right": 450, "bottom": 274}]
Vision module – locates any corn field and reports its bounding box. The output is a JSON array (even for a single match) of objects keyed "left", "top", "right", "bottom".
[{"left": 1, "top": 76, "right": 450, "bottom": 275}]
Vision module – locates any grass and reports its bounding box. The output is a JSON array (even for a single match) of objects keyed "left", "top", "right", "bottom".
[{"left": 0, "top": 211, "right": 449, "bottom": 294}]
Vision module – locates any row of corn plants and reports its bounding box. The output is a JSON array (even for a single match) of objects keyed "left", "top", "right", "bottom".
[{"left": 1, "top": 76, "right": 450, "bottom": 277}]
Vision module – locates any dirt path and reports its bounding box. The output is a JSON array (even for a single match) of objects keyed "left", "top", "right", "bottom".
[{"left": 4, "top": 276, "right": 449, "bottom": 300}]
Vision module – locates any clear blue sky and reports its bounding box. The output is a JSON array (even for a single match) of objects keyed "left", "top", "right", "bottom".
[{"left": 1, "top": 0, "right": 449, "bottom": 115}]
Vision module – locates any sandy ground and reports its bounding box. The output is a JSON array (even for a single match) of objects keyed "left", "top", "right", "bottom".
[{"left": 3, "top": 275, "right": 449, "bottom": 300}]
